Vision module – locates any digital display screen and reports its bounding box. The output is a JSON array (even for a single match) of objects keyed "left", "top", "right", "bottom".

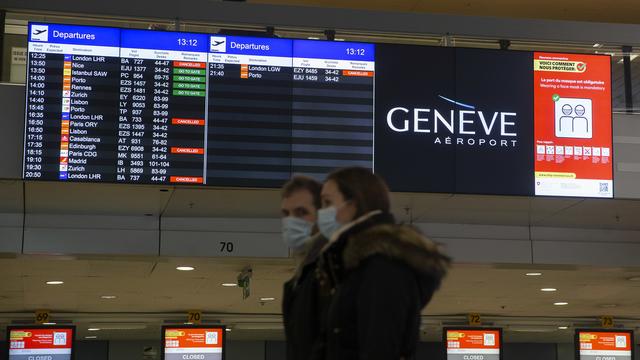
[
  {"left": 576, "top": 330, "right": 633, "bottom": 360},
  {"left": 8, "top": 326, "right": 74, "bottom": 360},
  {"left": 24, "top": 22, "right": 613, "bottom": 198},
  {"left": 533, "top": 53, "right": 613, "bottom": 198},
  {"left": 375, "top": 44, "right": 611, "bottom": 197},
  {"left": 375, "top": 45, "right": 534, "bottom": 195},
  {"left": 162, "top": 326, "right": 225, "bottom": 360},
  {"left": 445, "top": 328, "right": 502, "bottom": 360},
  {"left": 24, "top": 23, "right": 374, "bottom": 186}
]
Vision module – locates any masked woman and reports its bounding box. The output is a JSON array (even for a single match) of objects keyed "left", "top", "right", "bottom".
[{"left": 315, "top": 167, "right": 450, "bottom": 360}]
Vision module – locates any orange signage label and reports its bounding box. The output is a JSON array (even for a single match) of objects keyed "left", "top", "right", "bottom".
[
  {"left": 446, "top": 329, "right": 501, "bottom": 350},
  {"left": 164, "top": 328, "right": 223, "bottom": 349}
]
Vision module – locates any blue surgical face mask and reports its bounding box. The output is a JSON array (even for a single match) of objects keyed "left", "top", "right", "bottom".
[
  {"left": 282, "top": 216, "right": 313, "bottom": 250},
  {"left": 317, "top": 205, "right": 342, "bottom": 239}
]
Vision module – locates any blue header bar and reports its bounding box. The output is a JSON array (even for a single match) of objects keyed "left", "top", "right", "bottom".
[
  {"left": 28, "top": 23, "right": 120, "bottom": 47},
  {"left": 28, "top": 23, "right": 375, "bottom": 62},
  {"left": 121, "top": 29, "right": 209, "bottom": 53},
  {"left": 293, "top": 40, "right": 375, "bottom": 62},
  {"left": 210, "top": 35, "right": 292, "bottom": 57}
]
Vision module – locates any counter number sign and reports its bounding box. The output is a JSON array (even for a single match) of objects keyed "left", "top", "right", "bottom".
[{"left": 35, "top": 310, "right": 50, "bottom": 324}]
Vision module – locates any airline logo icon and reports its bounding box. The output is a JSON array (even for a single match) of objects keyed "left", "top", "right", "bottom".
[
  {"left": 31, "top": 25, "right": 49, "bottom": 42},
  {"left": 555, "top": 97, "right": 593, "bottom": 139},
  {"left": 210, "top": 36, "right": 227, "bottom": 52}
]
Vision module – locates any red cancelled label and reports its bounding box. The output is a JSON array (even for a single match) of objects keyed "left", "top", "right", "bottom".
[
  {"left": 173, "top": 61, "right": 206, "bottom": 69},
  {"left": 171, "top": 147, "right": 204, "bottom": 155},
  {"left": 170, "top": 176, "right": 204, "bottom": 184},
  {"left": 172, "top": 118, "right": 205, "bottom": 126},
  {"left": 342, "top": 70, "right": 374, "bottom": 77}
]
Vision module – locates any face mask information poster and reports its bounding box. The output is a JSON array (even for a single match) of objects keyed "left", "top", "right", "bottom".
[
  {"left": 577, "top": 330, "right": 633, "bottom": 360},
  {"left": 163, "top": 327, "right": 224, "bottom": 360},
  {"left": 445, "top": 329, "right": 501, "bottom": 360},
  {"left": 533, "top": 52, "right": 613, "bottom": 197},
  {"left": 9, "top": 327, "right": 74, "bottom": 360}
]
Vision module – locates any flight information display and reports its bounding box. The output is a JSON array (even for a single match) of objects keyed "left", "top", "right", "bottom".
[
  {"left": 576, "top": 330, "right": 633, "bottom": 360},
  {"left": 24, "top": 23, "right": 375, "bottom": 186},
  {"left": 445, "top": 328, "right": 502, "bottom": 360},
  {"left": 162, "top": 326, "right": 225, "bottom": 360},
  {"left": 24, "top": 22, "right": 614, "bottom": 198},
  {"left": 8, "top": 326, "right": 75, "bottom": 360}
]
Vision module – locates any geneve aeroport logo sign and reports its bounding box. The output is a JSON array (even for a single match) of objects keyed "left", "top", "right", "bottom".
[{"left": 385, "top": 95, "right": 519, "bottom": 148}]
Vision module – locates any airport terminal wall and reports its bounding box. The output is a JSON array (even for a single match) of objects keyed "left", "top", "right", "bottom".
[{"left": 1, "top": 3, "right": 640, "bottom": 360}]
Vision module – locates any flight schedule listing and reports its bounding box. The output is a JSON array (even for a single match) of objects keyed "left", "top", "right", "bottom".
[
  {"left": 24, "top": 22, "right": 614, "bottom": 199},
  {"left": 24, "top": 23, "right": 376, "bottom": 186}
]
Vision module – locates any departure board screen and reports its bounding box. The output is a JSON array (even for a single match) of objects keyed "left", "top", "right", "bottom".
[
  {"left": 24, "top": 23, "right": 375, "bottom": 185},
  {"left": 24, "top": 22, "right": 613, "bottom": 198}
]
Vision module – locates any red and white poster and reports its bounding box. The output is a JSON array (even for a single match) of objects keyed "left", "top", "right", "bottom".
[
  {"left": 163, "top": 327, "right": 224, "bottom": 360},
  {"left": 446, "top": 329, "right": 501, "bottom": 360},
  {"left": 577, "top": 330, "right": 633, "bottom": 360},
  {"left": 533, "top": 52, "right": 613, "bottom": 197},
  {"left": 9, "top": 327, "right": 74, "bottom": 360}
]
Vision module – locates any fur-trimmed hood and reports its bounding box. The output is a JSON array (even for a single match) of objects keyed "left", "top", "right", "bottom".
[{"left": 343, "top": 224, "right": 450, "bottom": 303}]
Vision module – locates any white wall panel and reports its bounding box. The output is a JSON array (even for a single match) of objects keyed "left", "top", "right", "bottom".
[
  {"left": 0, "top": 213, "right": 22, "bottom": 254},
  {"left": 23, "top": 214, "right": 159, "bottom": 256},
  {"left": 160, "top": 217, "right": 287, "bottom": 258}
]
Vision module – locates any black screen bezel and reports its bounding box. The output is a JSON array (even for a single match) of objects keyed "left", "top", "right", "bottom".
[
  {"left": 6, "top": 325, "right": 77, "bottom": 360},
  {"left": 160, "top": 324, "right": 227, "bottom": 360}
]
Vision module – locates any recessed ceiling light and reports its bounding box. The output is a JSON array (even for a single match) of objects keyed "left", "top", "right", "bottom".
[
  {"left": 221, "top": 283, "right": 237, "bottom": 287},
  {"left": 176, "top": 266, "right": 195, "bottom": 271},
  {"left": 558, "top": 326, "right": 569, "bottom": 330},
  {"left": 225, "top": 328, "right": 232, "bottom": 332},
  {"left": 260, "top": 297, "right": 276, "bottom": 302},
  {"left": 100, "top": 295, "right": 117, "bottom": 299},
  {"left": 541, "top": 288, "right": 557, "bottom": 292},
  {"left": 593, "top": 43, "right": 602, "bottom": 48},
  {"left": 307, "top": 37, "right": 320, "bottom": 40},
  {"left": 46, "top": 281, "right": 64, "bottom": 285},
  {"left": 526, "top": 272, "right": 542, "bottom": 276},
  {"left": 85, "top": 336, "right": 97, "bottom": 339},
  {"left": 554, "top": 302, "right": 569, "bottom": 306},
  {"left": 627, "top": 276, "right": 640, "bottom": 282},
  {"left": 42, "top": 322, "right": 56, "bottom": 325},
  {"left": 88, "top": 328, "right": 101, "bottom": 332}
]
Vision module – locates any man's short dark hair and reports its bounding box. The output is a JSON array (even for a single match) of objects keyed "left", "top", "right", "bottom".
[{"left": 281, "top": 176, "right": 322, "bottom": 209}]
